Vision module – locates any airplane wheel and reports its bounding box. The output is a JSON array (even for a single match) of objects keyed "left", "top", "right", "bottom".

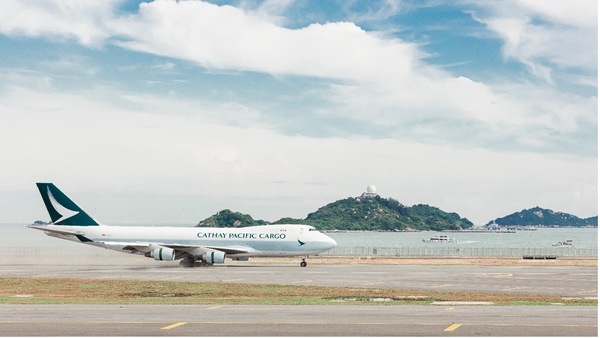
[
  {"left": 180, "top": 256, "right": 196, "bottom": 268},
  {"left": 300, "top": 259, "right": 307, "bottom": 267}
]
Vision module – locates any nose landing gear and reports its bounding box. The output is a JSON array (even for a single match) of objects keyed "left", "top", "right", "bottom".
[{"left": 300, "top": 257, "right": 307, "bottom": 267}]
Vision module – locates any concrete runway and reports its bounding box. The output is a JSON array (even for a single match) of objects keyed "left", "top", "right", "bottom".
[
  {"left": 0, "top": 304, "right": 597, "bottom": 336},
  {"left": 1, "top": 257, "right": 597, "bottom": 297},
  {"left": 0, "top": 257, "right": 597, "bottom": 336}
]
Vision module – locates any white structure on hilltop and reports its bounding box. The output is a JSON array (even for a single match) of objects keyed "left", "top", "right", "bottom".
[{"left": 360, "top": 185, "right": 378, "bottom": 198}]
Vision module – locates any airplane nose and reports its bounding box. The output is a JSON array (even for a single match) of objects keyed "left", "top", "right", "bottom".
[{"left": 325, "top": 236, "right": 337, "bottom": 250}]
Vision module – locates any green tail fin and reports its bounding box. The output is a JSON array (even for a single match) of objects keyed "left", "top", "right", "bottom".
[{"left": 36, "top": 183, "right": 99, "bottom": 226}]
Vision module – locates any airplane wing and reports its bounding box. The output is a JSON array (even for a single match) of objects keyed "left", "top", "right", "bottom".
[{"left": 95, "top": 241, "right": 254, "bottom": 256}]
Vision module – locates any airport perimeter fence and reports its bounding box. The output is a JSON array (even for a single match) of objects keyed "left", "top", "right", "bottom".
[
  {"left": 322, "top": 246, "right": 598, "bottom": 257},
  {"left": 5, "top": 246, "right": 597, "bottom": 258}
]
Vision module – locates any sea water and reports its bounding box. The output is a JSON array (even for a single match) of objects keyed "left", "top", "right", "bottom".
[
  {"left": 326, "top": 227, "right": 598, "bottom": 249},
  {"left": 1, "top": 223, "right": 597, "bottom": 258}
]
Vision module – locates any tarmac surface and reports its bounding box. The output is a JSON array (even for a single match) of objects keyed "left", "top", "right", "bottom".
[
  {"left": 0, "top": 304, "right": 597, "bottom": 336},
  {"left": 1, "top": 256, "right": 597, "bottom": 297},
  {"left": 0, "top": 256, "right": 598, "bottom": 336}
]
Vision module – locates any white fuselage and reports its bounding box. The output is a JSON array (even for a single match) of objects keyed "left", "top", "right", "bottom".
[{"left": 42, "top": 223, "right": 337, "bottom": 258}]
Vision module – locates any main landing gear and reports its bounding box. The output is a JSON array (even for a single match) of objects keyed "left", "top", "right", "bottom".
[
  {"left": 180, "top": 256, "right": 196, "bottom": 267},
  {"left": 179, "top": 256, "right": 213, "bottom": 267},
  {"left": 300, "top": 257, "right": 307, "bottom": 267}
]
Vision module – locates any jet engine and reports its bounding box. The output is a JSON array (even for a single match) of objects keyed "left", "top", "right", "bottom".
[
  {"left": 151, "top": 247, "right": 176, "bottom": 261},
  {"left": 202, "top": 251, "right": 226, "bottom": 264}
]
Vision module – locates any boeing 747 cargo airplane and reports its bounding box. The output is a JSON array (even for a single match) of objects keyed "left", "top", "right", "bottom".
[{"left": 29, "top": 183, "right": 337, "bottom": 267}]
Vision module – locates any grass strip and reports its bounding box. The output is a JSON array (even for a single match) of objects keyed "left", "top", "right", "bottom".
[{"left": 0, "top": 277, "right": 595, "bottom": 306}]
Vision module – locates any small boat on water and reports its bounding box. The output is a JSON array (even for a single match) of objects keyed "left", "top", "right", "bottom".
[
  {"left": 552, "top": 240, "right": 573, "bottom": 247},
  {"left": 422, "top": 235, "right": 457, "bottom": 243}
]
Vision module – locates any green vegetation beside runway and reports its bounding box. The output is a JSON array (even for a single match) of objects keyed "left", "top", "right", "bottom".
[{"left": 0, "top": 278, "right": 596, "bottom": 306}]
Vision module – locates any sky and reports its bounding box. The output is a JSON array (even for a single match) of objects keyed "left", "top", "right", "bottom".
[{"left": 0, "top": 0, "right": 597, "bottom": 225}]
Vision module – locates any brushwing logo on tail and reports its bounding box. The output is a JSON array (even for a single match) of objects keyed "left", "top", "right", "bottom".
[{"left": 47, "top": 187, "right": 79, "bottom": 224}]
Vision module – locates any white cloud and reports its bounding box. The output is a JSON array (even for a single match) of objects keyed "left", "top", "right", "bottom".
[
  {"left": 151, "top": 61, "right": 176, "bottom": 72},
  {"left": 247, "top": 0, "right": 295, "bottom": 26},
  {"left": 515, "top": 0, "right": 597, "bottom": 27},
  {"left": 0, "top": 80, "right": 596, "bottom": 224},
  {"left": 110, "top": 1, "right": 425, "bottom": 81},
  {"left": 0, "top": 0, "right": 119, "bottom": 46},
  {"left": 0, "top": 1, "right": 596, "bottom": 223},
  {"left": 343, "top": 0, "right": 405, "bottom": 24},
  {"left": 0, "top": 1, "right": 595, "bottom": 155},
  {"left": 466, "top": 0, "right": 597, "bottom": 82},
  {"left": 104, "top": 0, "right": 595, "bottom": 155}
]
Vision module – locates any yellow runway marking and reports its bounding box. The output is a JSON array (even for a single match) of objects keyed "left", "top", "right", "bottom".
[
  {"left": 161, "top": 322, "right": 188, "bottom": 330},
  {"left": 207, "top": 306, "right": 223, "bottom": 310},
  {"left": 221, "top": 278, "right": 247, "bottom": 282},
  {"left": 444, "top": 323, "right": 462, "bottom": 332},
  {"left": 475, "top": 273, "right": 513, "bottom": 278},
  {"left": 492, "top": 273, "right": 513, "bottom": 278},
  {"left": 445, "top": 307, "right": 455, "bottom": 311},
  {"left": 502, "top": 286, "right": 527, "bottom": 291},
  {"left": 431, "top": 284, "right": 455, "bottom": 288}
]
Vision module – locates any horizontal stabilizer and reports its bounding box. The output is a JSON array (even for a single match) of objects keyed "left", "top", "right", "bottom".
[{"left": 27, "top": 225, "right": 82, "bottom": 236}]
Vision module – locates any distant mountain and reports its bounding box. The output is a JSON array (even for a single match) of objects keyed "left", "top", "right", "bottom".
[
  {"left": 196, "top": 209, "right": 268, "bottom": 228},
  {"left": 296, "top": 196, "right": 473, "bottom": 231},
  {"left": 198, "top": 195, "right": 474, "bottom": 231},
  {"left": 487, "top": 207, "right": 598, "bottom": 227}
]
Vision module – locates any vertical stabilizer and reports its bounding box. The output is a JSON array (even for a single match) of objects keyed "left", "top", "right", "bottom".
[{"left": 36, "top": 183, "right": 99, "bottom": 226}]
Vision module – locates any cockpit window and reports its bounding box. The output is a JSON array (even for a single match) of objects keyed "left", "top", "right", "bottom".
[{"left": 309, "top": 228, "right": 317, "bottom": 231}]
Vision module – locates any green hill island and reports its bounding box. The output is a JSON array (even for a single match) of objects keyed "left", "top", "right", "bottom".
[
  {"left": 198, "top": 186, "right": 472, "bottom": 231},
  {"left": 197, "top": 186, "right": 597, "bottom": 231}
]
